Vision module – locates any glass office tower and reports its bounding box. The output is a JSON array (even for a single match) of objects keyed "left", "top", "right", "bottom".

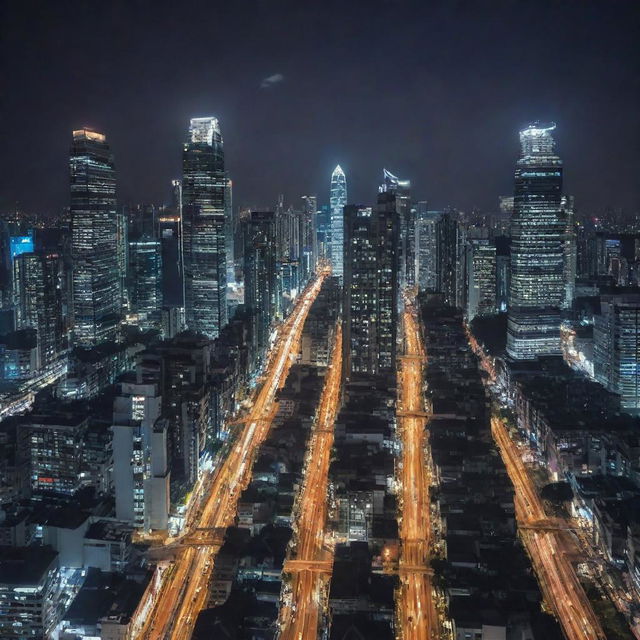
[
  {"left": 70, "top": 129, "right": 119, "bottom": 347},
  {"left": 380, "top": 169, "right": 414, "bottom": 287},
  {"left": 128, "top": 237, "right": 162, "bottom": 328},
  {"left": 243, "top": 211, "right": 277, "bottom": 371},
  {"left": 507, "top": 123, "right": 565, "bottom": 360},
  {"left": 594, "top": 292, "right": 640, "bottom": 413},
  {"left": 182, "top": 117, "right": 228, "bottom": 338},
  {"left": 330, "top": 165, "right": 347, "bottom": 282},
  {"left": 343, "top": 194, "right": 399, "bottom": 376}
]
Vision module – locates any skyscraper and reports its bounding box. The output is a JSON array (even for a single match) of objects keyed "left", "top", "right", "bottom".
[
  {"left": 416, "top": 204, "right": 440, "bottom": 292},
  {"left": 380, "top": 169, "right": 414, "bottom": 287},
  {"left": 507, "top": 123, "right": 565, "bottom": 360},
  {"left": 330, "top": 165, "right": 347, "bottom": 282},
  {"left": 435, "top": 209, "right": 464, "bottom": 308},
  {"left": 343, "top": 194, "right": 399, "bottom": 376},
  {"left": 127, "top": 236, "right": 163, "bottom": 329},
  {"left": 13, "top": 251, "right": 63, "bottom": 367},
  {"left": 594, "top": 292, "right": 640, "bottom": 413},
  {"left": 70, "top": 129, "right": 119, "bottom": 347},
  {"left": 301, "top": 195, "right": 318, "bottom": 279},
  {"left": 465, "top": 239, "right": 497, "bottom": 321},
  {"left": 562, "top": 195, "right": 577, "bottom": 309},
  {"left": 243, "top": 211, "right": 277, "bottom": 371},
  {"left": 182, "top": 117, "right": 228, "bottom": 339}
]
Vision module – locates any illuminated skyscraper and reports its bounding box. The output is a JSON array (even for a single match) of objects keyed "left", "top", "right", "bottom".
[
  {"left": 380, "top": 169, "right": 414, "bottom": 287},
  {"left": 128, "top": 236, "right": 162, "bottom": 328},
  {"left": 70, "top": 129, "right": 119, "bottom": 347},
  {"left": 343, "top": 194, "right": 399, "bottom": 376},
  {"left": 416, "top": 204, "right": 440, "bottom": 291},
  {"left": 465, "top": 239, "right": 496, "bottom": 320},
  {"left": 561, "top": 195, "right": 577, "bottom": 309},
  {"left": 435, "top": 209, "right": 464, "bottom": 308},
  {"left": 594, "top": 292, "right": 640, "bottom": 413},
  {"left": 330, "top": 165, "right": 347, "bottom": 281},
  {"left": 13, "top": 252, "right": 63, "bottom": 367},
  {"left": 182, "top": 117, "right": 228, "bottom": 339},
  {"left": 507, "top": 123, "right": 565, "bottom": 360},
  {"left": 243, "top": 211, "right": 277, "bottom": 371},
  {"left": 301, "top": 195, "right": 317, "bottom": 279}
]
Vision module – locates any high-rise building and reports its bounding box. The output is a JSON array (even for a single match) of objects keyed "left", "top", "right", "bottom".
[
  {"left": 594, "top": 291, "right": 640, "bottom": 414},
  {"left": 507, "top": 123, "right": 565, "bottom": 360},
  {"left": 315, "top": 204, "right": 331, "bottom": 260},
  {"left": 465, "top": 239, "right": 497, "bottom": 321},
  {"left": 375, "top": 193, "right": 400, "bottom": 372},
  {"left": 127, "top": 236, "right": 162, "bottom": 328},
  {"left": 182, "top": 117, "right": 228, "bottom": 339},
  {"left": 495, "top": 236, "right": 511, "bottom": 312},
  {"left": 13, "top": 252, "right": 63, "bottom": 367},
  {"left": 0, "top": 547, "right": 60, "bottom": 640},
  {"left": 343, "top": 206, "right": 377, "bottom": 374},
  {"left": 416, "top": 204, "right": 440, "bottom": 291},
  {"left": 330, "top": 165, "right": 347, "bottom": 282},
  {"left": 224, "top": 176, "right": 235, "bottom": 284},
  {"left": 21, "top": 413, "right": 87, "bottom": 497},
  {"left": 138, "top": 332, "right": 211, "bottom": 485},
  {"left": 243, "top": 211, "right": 277, "bottom": 371},
  {"left": 343, "top": 194, "right": 398, "bottom": 376},
  {"left": 112, "top": 380, "right": 170, "bottom": 530},
  {"left": 436, "top": 209, "right": 464, "bottom": 308},
  {"left": 70, "top": 129, "right": 120, "bottom": 347},
  {"left": 380, "top": 169, "right": 414, "bottom": 287},
  {"left": 562, "top": 195, "right": 577, "bottom": 309},
  {"left": 159, "top": 181, "right": 185, "bottom": 319},
  {"left": 301, "top": 195, "right": 317, "bottom": 279}
]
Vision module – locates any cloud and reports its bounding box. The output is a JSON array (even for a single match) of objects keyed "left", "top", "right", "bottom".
[{"left": 260, "top": 73, "right": 285, "bottom": 89}]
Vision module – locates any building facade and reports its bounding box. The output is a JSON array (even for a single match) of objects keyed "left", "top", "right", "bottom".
[
  {"left": 128, "top": 237, "right": 162, "bottom": 329},
  {"left": 436, "top": 209, "right": 464, "bottom": 308},
  {"left": 466, "top": 239, "right": 497, "bottom": 321},
  {"left": 243, "top": 211, "right": 277, "bottom": 371},
  {"left": 70, "top": 129, "right": 119, "bottom": 347},
  {"left": 507, "top": 123, "right": 565, "bottom": 360},
  {"left": 343, "top": 195, "right": 398, "bottom": 376},
  {"left": 416, "top": 205, "right": 440, "bottom": 291},
  {"left": 594, "top": 292, "right": 640, "bottom": 413},
  {"left": 182, "top": 117, "right": 228, "bottom": 339},
  {"left": 13, "top": 252, "right": 63, "bottom": 367},
  {"left": 330, "top": 165, "right": 347, "bottom": 282},
  {"left": 380, "top": 169, "right": 413, "bottom": 287}
]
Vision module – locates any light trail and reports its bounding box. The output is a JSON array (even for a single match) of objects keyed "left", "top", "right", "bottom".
[
  {"left": 277, "top": 322, "right": 343, "bottom": 640},
  {"left": 397, "top": 301, "right": 440, "bottom": 640},
  {"left": 135, "top": 270, "right": 329, "bottom": 640},
  {"left": 491, "top": 415, "right": 606, "bottom": 640}
]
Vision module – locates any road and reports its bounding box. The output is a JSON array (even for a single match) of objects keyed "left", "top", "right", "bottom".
[
  {"left": 397, "top": 303, "right": 440, "bottom": 640},
  {"left": 278, "top": 323, "right": 343, "bottom": 640},
  {"left": 136, "top": 269, "right": 328, "bottom": 640},
  {"left": 491, "top": 416, "right": 606, "bottom": 640}
]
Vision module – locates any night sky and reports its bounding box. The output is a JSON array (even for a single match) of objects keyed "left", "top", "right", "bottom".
[{"left": 1, "top": 0, "right": 639, "bottom": 215}]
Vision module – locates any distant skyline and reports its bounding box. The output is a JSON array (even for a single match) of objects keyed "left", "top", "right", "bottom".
[{"left": 1, "top": 1, "right": 639, "bottom": 215}]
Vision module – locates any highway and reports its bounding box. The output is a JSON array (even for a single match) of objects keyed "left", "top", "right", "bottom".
[
  {"left": 397, "top": 303, "right": 440, "bottom": 640},
  {"left": 278, "top": 323, "right": 343, "bottom": 640},
  {"left": 136, "top": 269, "right": 328, "bottom": 640},
  {"left": 491, "top": 415, "right": 606, "bottom": 640}
]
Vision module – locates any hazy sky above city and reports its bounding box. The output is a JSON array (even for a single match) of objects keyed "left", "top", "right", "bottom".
[{"left": 1, "top": 0, "right": 639, "bottom": 215}]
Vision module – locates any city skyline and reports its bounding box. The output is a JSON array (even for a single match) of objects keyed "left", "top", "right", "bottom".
[
  {"left": 1, "top": 1, "right": 639, "bottom": 215},
  {"left": 1, "top": 4, "right": 640, "bottom": 640}
]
